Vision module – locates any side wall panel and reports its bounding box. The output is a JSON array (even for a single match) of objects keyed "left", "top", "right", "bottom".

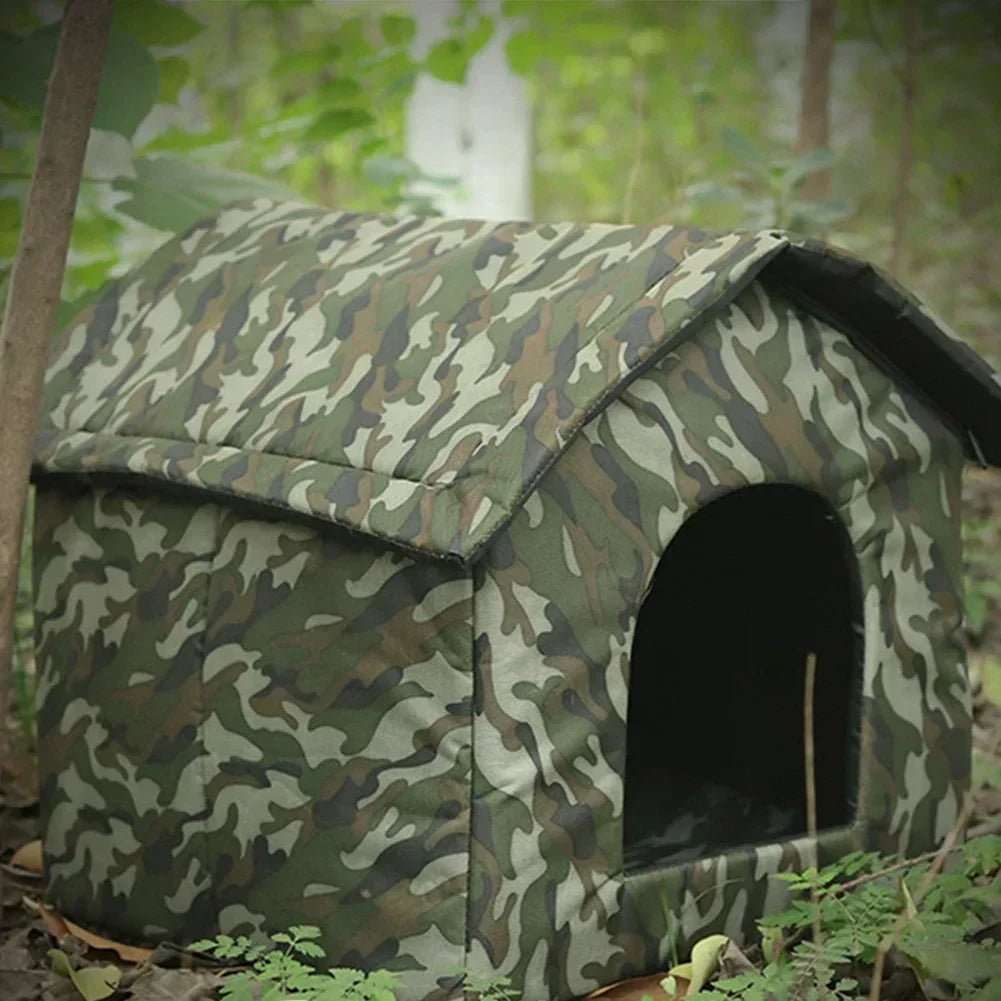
[
  {"left": 34, "top": 486, "right": 473, "bottom": 1001},
  {"left": 467, "top": 280, "right": 969, "bottom": 1000},
  {"left": 34, "top": 485, "right": 215, "bottom": 936}
]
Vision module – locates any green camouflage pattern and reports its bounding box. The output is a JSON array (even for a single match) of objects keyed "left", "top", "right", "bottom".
[
  {"left": 465, "top": 281, "right": 969, "bottom": 999},
  {"left": 34, "top": 199, "right": 1000, "bottom": 561},
  {"left": 32, "top": 200, "right": 993, "bottom": 1001},
  {"left": 35, "top": 199, "right": 792, "bottom": 561},
  {"left": 35, "top": 485, "right": 472, "bottom": 1001}
]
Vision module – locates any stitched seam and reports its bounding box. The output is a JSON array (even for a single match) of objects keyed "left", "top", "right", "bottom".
[
  {"left": 53, "top": 427, "right": 457, "bottom": 489},
  {"left": 32, "top": 463, "right": 469, "bottom": 565},
  {"left": 462, "top": 561, "right": 481, "bottom": 995},
  {"left": 622, "top": 821, "right": 860, "bottom": 884},
  {"left": 193, "top": 501, "right": 224, "bottom": 935}
]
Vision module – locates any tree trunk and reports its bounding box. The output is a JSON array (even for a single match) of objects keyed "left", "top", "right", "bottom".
[
  {"left": 890, "top": 2, "right": 919, "bottom": 277},
  {"left": 406, "top": 0, "right": 533, "bottom": 219},
  {"left": 0, "top": 0, "right": 113, "bottom": 764},
  {"left": 797, "top": 0, "right": 837, "bottom": 201}
]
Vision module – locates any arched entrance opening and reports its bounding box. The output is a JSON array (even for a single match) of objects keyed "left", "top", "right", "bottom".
[{"left": 623, "top": 485, "right": 864, "bottom": 873}]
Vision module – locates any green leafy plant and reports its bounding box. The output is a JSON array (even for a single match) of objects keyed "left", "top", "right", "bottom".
[
  {"left": 48, "top": 948, "right": 121, "bottom": 1001},
  {"left": 685, "top": 128, "right": 852, "bottom": 232},
  {"left": 683, "top": 837, "right": 1001, "bottom": 1000},
  {"left": 460, "top": 972, "right": 521, "bottom": 1001},
  {"left": 191, "top": 926, "right": 400, "bottom": 1001},
  {"left": 424, "top": 5, "right": 494, "bottom": 84},
  {"left": 191, "top": 928, "right": 523, "bottom": 1001}
]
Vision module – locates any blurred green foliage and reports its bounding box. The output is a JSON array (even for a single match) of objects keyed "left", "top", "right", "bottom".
[{"left": 0, "top": 0, "right": 996, "bottom": 367}]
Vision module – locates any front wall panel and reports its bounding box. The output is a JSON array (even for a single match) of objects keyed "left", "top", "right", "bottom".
[
  {"left": 34, "top": 486, "right": 472, "bottom": 1001},
  {"left": 469, "top": 281, "right": 968, "bottom": 1000}
]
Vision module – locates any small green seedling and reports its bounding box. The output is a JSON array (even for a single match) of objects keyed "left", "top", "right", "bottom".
[{"left": 191, "top": 926, "right": 398, "bottom": 1001}]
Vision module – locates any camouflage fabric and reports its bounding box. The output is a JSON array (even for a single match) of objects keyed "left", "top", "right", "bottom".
[
  {"left": 466, "top": 281, "right": 969, "bottom": 999},
  {"left": 35, "top": 485, "right": 472, "bottom": 1001},
  {"left": 32, "top": 200, "right": 998, "bottom": 1001},
  {"left": 34, "top": 200, "right": 1001, "bottom": 563}
]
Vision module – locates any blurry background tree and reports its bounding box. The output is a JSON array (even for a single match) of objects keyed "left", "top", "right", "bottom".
[
  {"left": 796, "top": 0, "right": 836, "bottom": 200},
  {"left": 0, "top": 0, "right": 998, "bottom": 749},
  {"left": 406, "top": 0, "right": 532, "bottom": 217},
  {"left": 0, "top": 0, "right": 112, "bottom": 771}
]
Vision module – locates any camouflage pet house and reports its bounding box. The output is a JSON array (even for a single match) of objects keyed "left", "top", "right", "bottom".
[{"left": 32, "top": 200, "right": 1001, "bottom": 1001}]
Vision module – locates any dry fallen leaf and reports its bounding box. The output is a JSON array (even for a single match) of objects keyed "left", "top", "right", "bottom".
[
  {"left": 23, "top": 898, "right": 153, "bottom": 964},
  {"left": 31, "top": 901, "right": 69, "bottom": 940},
  {"left": 61, "top": 917, "right": 153, "bottom": 965},
  {"left": 11, "top": 840, "right": 44, "bottom": 876},
  {"left": 121, "top": 967, "right": 224, "bottom": 1001},
  {"left": 718, "top": 938, "right": 756, "bottom": 976},
  {"left": 48, "top": 949, "right": 120, "bottom": 1001},
  {"left": 585, "top": 971, "right": 686, "bottom": 1000}
]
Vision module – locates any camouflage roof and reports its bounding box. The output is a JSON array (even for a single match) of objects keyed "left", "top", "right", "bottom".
[{"left": 34, "top": 199, "right": 1001, "bottom": 562}]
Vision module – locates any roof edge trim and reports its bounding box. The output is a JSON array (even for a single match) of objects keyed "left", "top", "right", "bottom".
[{"left": 765, "top": 243, "right": 1001, "bottom": 467}]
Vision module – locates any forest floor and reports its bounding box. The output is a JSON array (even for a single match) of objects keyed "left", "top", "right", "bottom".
[{"left": 1, "top": 470, "right": 1000, "bottom": 1001}]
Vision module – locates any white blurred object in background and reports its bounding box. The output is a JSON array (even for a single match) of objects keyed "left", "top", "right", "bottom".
[{"left": 406, "top": 0, "right": 533, "bottom": 220}]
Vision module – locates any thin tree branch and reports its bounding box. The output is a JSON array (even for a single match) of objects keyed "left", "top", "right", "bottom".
[
  {"left": 868, "top": 792, "right": 976, "bottom": 1001},
  {"left": 968, "top": 813, "right": 1001, "bottom": 840},
  {"left": 621, "top": 72, "right": 647, "bottom": 224},
  {"left": 797, "top": 0, "right": 837, "bottom": 201},
  {"left": 804, "top": 651, "right": 822, "bottom": 946},
  {"left": 0, "top": 0, "right": 113, "bottom": 765},
  {"left": 832, "top": 845, "right": 961, "bottom": 898},
  {"left": 867, "top": 720, "right": 1001, "bottom": 1001}
]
